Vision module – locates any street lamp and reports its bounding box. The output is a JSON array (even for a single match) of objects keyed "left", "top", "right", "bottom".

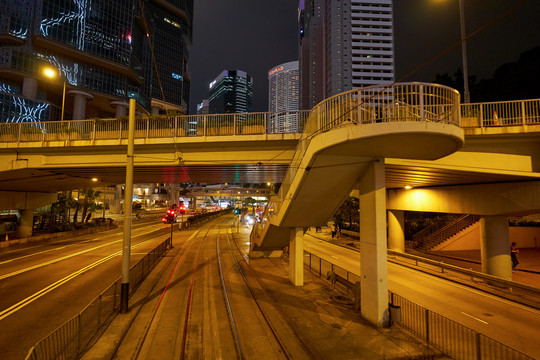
[
  {"left": 42, "top": 66, "right": 66, "bottom": 121},
  {"left": 458, "top": 0, "right": 470, "bottom": 103}
]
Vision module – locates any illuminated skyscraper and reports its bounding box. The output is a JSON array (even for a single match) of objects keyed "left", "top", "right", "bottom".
[
  {"left": 208, "top": 70, "right": 253, "bottom": 114},
  {"left": 268, "top": 61, "right": 300, "bottom": 133},
  {"left": 0, "top": 0, "right": 193, "bottom": 123},
  {"left": 299, "top": 0, "right": 395, "bottom": 109}
]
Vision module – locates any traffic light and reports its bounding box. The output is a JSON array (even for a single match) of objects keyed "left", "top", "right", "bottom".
[
  {"left": 234, "top": 208, "right": 240, "bottom": 215},
  {"left": 162, "top": 209, "right": 176, "bottom": 224}
]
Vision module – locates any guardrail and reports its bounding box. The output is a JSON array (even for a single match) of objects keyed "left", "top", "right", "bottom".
[
  {"left": 302, "top": 249, "right": 534, "bottom": 360},
  {"left": 25, "top": 237, "right": 170, "bottom": 360},
  {"left": 461, "top": 98, "right": 540, "bottom": 127},
  {"left": 0, "top": 111, "right": 310, "bottom": 142},
  {"left": 387, "top": 249, "right": 540, "bottom": 307}
]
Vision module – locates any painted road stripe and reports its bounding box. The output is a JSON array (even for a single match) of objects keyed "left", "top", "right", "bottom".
[
  {"left": 0, "top": 239, "right": 158, "bottom": 320},
  {"left": 0, "top": 228, "right": 160, "bottom": 280},
  {"left": 461, "top": 312, "right": 488, "bottom": 324}
]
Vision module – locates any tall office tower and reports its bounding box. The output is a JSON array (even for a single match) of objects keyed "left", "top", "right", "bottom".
[
  {"left": 0, "top": 0, "right": 193, "bottom": 123},
  {"left": 299, "top": 0, "right": 395, "bottom": 109},
  {"left": 208, "top": 70, "right": 253, "bottom": 114},
  {"left": 268, "top": 61, "right": 300, "bottom": 133},
  {"left": 197, "top": 99, "right": 209, "bottom": 115}
]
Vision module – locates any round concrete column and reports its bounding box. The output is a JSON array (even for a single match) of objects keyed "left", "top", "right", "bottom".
[
  {"left": 111, "top": 101, "right": 129, "bottom": 118},
  {"left": 388, "top": 210, "right": 405, "bottom": 252},
  {"left": 22, "top": 77, "right": 38, "bottom": 100},
  {"left": 68, "top": 90, "right": 94, "bottom": 120},
  {"left": 480, "top": 216, "right": 512, "bottom": 279},
  {"left": 17, "top": 209, "right": 34, "bottom": 238}
]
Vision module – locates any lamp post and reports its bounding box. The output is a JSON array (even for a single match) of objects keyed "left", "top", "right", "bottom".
[
  {"left": 42, "top": 66, "right": 66, "bottom": 121},
  {"left": 458, "top": 0, "right": 471, "bottom": 103}
]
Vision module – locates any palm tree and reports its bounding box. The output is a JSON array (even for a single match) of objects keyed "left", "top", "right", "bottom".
[{"left": 79, "top": 188, "right": 103, "bottom": 224}]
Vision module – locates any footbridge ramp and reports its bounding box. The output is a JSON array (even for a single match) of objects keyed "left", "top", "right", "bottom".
[{"left": 251, "top": 83, "right": 465, "bottom": 252}]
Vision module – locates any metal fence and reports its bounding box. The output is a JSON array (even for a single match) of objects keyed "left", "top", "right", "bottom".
[
  {"left": 302, "top": 249, "right": 534, "bottom": 360},
  {"left": 389, "top": 292, "right": 534, "bottom": 360},
  {"left": 25, "top": 238, "right": 170, "bottom": 360},
  {"left": 0, "top": 111, "right": 310, "bottom": 142}
]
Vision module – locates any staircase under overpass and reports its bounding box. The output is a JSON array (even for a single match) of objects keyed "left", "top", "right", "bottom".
[{"left": 250, "top": 82, "right": 465, "bottom": 252}]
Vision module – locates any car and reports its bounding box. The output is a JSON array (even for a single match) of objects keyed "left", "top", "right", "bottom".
[{"left": 245, "top": 214, "right": 256, "bottom": 225}]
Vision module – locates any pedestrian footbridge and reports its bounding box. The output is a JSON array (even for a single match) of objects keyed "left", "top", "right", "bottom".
[{"left": 251, "top": 83, "right": 464, "bottom": 251}]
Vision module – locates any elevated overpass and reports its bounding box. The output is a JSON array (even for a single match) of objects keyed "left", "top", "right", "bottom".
[{"left": 2, "top": 84, "right": 540, "bottom": 327}]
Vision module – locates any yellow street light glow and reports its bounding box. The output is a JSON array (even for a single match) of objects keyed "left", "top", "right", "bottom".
[
  {"left": 43, "top": 67, "right": 57, "bottom": 79},
  {"left": 404, "top": 185, "right": 413, "bottom": 190},
  {"left": 91, "top": 178, "right": 98, "bottom": 182},
  {"left": 267, "top": 182, "right": 271, "bottom": 186}
]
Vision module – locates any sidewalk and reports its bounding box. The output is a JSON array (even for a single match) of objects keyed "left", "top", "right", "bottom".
[{"left": 82, "top": 224, "right": 445, "bottom": 360}]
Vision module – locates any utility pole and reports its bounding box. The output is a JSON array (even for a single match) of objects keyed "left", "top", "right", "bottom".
[{"left": 120, "top": 98, "right": 136, "bottom": 313}]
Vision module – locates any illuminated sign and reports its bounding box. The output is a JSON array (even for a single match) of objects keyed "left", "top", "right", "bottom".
[
  {"left": 172, "top": 72, "right": 183, "bottom": 80},
  {"left": 164, "top": 18, "right": 181, "bottom": 29},
  {"left": 268, "top": 65, "right": 284, "bottom": 76},
  {"left": 209, "top": 80, "right": 217, "bottom": 89}
]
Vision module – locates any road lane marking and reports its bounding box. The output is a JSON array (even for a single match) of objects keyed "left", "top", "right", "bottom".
[
  {"left": 0, "top": 228, "right": 161, "bottom": 280},
  {"left": 461, "top": 312, "right": 488, "bottom": 324},
  {"left": 0, "top": 246, "right": 67, "bottom": 265},
  {"left": 0, "top": 239, "right": 157, "bottom": 321}
]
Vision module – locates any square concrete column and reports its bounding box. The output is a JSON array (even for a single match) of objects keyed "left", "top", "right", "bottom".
[
  {"left": 289, "top": 227, "right": 304, "bottom": 286},
  {"left": 388, "top": 210, "right": 405, "bottom": 252},
  {"left": 17, "top": 209, "right": 34, "bottom": 238},
  {"left": 358, "top": 160, "right": 389, "bottom": 327},
  {"left": 480, "top": 216, "right": 512, "bottom": 279}
]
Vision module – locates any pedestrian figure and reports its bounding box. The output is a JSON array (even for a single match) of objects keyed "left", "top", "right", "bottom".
[
  {"left": 331, "top": 224, "right": 337, "bottom": 238},
  {"left": 336, "top": 224, "right": 341, "bottom": 239},
  {"left": 511, "top": 242, "right": 519, "bottom": 270}
]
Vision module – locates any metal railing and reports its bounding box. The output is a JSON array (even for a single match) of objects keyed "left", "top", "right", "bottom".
[
  {"left": 25, "top": 238, "right": 170, "bottom": 360},
  {"left": 414, "top": 214, "right": 482, "bottom": 251},
  {"left": 0, "top": 111, "right": 310, "bottom": 142},
  {"left": 389, "top": 292, "right": 534, "bottom": 360},
  {"left": 302, "top": 249, "right": 534, "bottom": 360},
  {"left": 460, "top": 98, "right": 540, "bottom": 127},
  {"left": 253, "top": 82, "right": 461, "bottom": 242}
]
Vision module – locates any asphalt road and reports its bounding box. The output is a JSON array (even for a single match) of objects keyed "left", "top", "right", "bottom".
[
  {"left": 303, "top": 234, "right": 540, "bottom": 359},
  {"left": 0, "top": 220, "right": 173, "bottom": 360}
]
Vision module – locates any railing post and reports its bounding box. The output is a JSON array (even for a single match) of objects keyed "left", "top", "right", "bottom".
[
  {"left": 146, "top": 117, "right": 149, "bottom": 138},
  {"left": 204, "top": 115, "right": 207, "bottom": 136},
  {"left": 419, "top": 85, "right": 425, "bottom": 122},
  {"left": 233, "top": 114, "right": 236, "bottom": 135},
  {"left": 476, "top": 332, "right": 482, "bottom": 360},
  {"left": 479, "top": 106, "right": 484, "bottom": 128},
  {"left": 174, "top": 116, "right": 178, "bottom": 137},
  {"left": 425, "top": 309, "right": 430, "bottom": 344},
  {"left": 92, "top": 119, "right": 96, "bottom": 140},
  {"left": 119, "top": 120, "right": 122, "bottom": 139},
  {"left": 42, "top": 122, "right": 46, "bottom": 142},
  {"left": 521, "top": 100, "right": 526, "bottom": 127},
  {"left": 17, "top": 122, "right": 22, "bottom": 142}
]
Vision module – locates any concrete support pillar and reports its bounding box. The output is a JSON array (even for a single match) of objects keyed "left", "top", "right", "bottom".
[
  {"left": 168, "top": 184, "right": 177, "bottom": 207},
  {"left": 68, "top": 90, "right": 93, "bottom": 120},
  {"left": 22, "top": 77, "right": 38, "bottom": 100},
  {"left": 289, "top": 227, "right": 304, "bottom": 286},
  {"left": 111, "top": 101, "right": 129, "bottom": 118},
  {"left": 358, "top": 160, "right": 389, "bottom": 328},
  {"left": 17, "top": 209, "right": 34, "bottom": 238},
  {"left": 480, "top": 216, "right": 512, "bottom": 279},
  {"left": 110, "top": 184, "right": 123, "bottom": 214},
  {"left": 388, "top": 210, "right": 405, "bottom": 252}
]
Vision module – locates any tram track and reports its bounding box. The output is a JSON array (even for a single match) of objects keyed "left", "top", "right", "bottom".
[{"left": 129, "top": 215, "right": 312, "bottom": 360}]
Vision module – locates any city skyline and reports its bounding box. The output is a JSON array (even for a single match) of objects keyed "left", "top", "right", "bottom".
[{"left": 189, "top": 0, "right": 540, "bottom": 113}]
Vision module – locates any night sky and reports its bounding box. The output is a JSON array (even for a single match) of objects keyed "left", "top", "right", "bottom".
[{"left": 188, "top": 0, "right": 540, "bottom": 113}]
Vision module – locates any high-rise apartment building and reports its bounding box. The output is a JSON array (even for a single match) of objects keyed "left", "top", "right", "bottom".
[
  {"left": 208, "top": 70, "right": 253, "bottom": 114},
  {"left": 0, "top": 0, "right": 193, "bottom": 123},
  {"left": 268, "top": 61, "right": 300, "bottom": 133},
  {"left": 299, "top": 0, "right": 395, "bottom": 109}
]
